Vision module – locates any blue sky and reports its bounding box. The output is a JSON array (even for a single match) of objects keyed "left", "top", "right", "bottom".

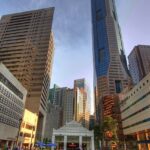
[{"left": 0, "top": 0, "right": 150, "bottom": 113}]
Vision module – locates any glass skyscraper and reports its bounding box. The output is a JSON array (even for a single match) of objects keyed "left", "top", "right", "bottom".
[{"left": 91, "top": 0, "right": 130, "bottom": 123}]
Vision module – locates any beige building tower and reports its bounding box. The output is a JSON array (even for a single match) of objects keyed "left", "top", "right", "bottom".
[
  {"left": 0, "top": 8, "right": 54, "bottom": 140},
  {"left": 74, "top": 79, "right": 90, "bottom": 128}
]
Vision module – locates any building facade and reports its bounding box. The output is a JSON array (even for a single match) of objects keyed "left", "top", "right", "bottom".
[
  {"left": 74, "top": 79, "right": 90, "bottom": 128},
  {"left": 63, "top": 89, "right": 74, "bottom": 125},
  {"left": 0, "top": 63, "right": 27, "bottom": 148},
  {"left": 49, "top": 84, "right": 60, "bottom": 104},
  {"left": 91, "top": 0, "right": 130, "bottom": 123},
  {"left": 44, "top": 102, "right": 62, "bottom": 140},
  {"left": 19, "top": 109, "right": 38, "bottom": 149},
  {"left": 129, "top": 45, "right": 150, "bottom": 85},
  {"left": 49, "top": 85, "right": 67, "bottom": 107},
  {"left": 120, "top": 72, "right": 150, "bottom": 150},
  {"left": 0, "top": 8, "right": 55, "bottom": 140}
]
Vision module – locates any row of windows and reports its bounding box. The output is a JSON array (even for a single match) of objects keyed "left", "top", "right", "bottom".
[
  {"left": 0, "top": 95, "right": 23, "bottom": 114},
  {"left": 122, "top": 104, "right": 150, "bottom": 121},
  {"left": 121, "top": 91, "right": 150, "bottom": 113},
  {"left": 0, "top": 103, "right": 21, "bottom": 121},
  {"left": 0, "top": 84, "right": 23, "bottom": 107},
  {"left": 120, "top": 79, "right": 149, "bottom": 107},
  {"left": 0, "top": 73, "right": 23, "bottom": 99},
  {"left": 0, "top": 113, "right": 19, "bottom": 128},
  {"left": 123, "top": 117, "right": 150, "bottom": 130},
  {"left": 20, "top": 132, "right": 34, "bottom": 138}
]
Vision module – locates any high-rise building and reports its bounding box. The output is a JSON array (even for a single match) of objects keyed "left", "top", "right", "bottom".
[
  {"left": 76, "top": 88, "right": 84, "bottom": 123},
  {"left": 74, "top": 79, "right": 90, "bottom": 128},
  {"left": 74, "top": 78, "right": 85, "bottom": 89},
  {"left": 0, "top": 63, "right": 27, "bottom": 147},
  {"left": 91, "top": 0, "right": 130, "bottom": 120},
  {"left": 0, "top": 8, "right": 54, "bottom": 140},
  {"left": 49, "top": 84, "right": 60, "bottom": 104},
  {"left": 49, "top": 85, "right": 67, "bottom": 107},
  {"left": 63, "top": 89, "right": 74, "bottom": 124},
  {"left": 129, "top": 45, "right": 150, "bottom": 85}
]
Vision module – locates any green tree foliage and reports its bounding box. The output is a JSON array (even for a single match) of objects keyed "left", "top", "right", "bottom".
[
  {"left": 103, "top": 116, "right": 118, "bottom": 141},
  {"left": 94, "top": 116, "right": 118, "bottom": 149}
]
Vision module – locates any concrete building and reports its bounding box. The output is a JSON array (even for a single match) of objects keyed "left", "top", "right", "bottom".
[
  {"left": 0, "top": 8, "right": 55, "bottom": 140},
  {"left": 63, "top": 89, "right": 74, "bottom": 125},
  {"left": 120, "top": 72, "right": 150, "bottom": 150},
  {"left": 129, "top": 45, "right": 150, "bottom": 85},
  {"left": 0, "top": 63, "right": 27, "bottom": 148},
  {"left": 44, "top": 103, "right": 62, "bottom": 140},
  {"left": 18, "top": 109, "right": 38, "bottom": 148}
]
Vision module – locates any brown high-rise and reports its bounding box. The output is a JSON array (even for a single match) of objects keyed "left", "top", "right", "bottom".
[
  {"left": 0, "top": 8, "right": 54, "bottom": 140},
  {"left": 129, "top": 45, "right": 150, "bottom": 85}
]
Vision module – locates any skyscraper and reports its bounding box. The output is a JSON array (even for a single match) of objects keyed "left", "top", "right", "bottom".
[
  {"left": 129, "top": 45, "right": 150, "bottom": 85},
  {"left": 74, "top": 79, "right": 90, "bottom": 128},
  {"left": 91, "top": 0, "right": 130, "bottom": 123},
  {"left": 0, "top": 8, "right": 54, "bottom": 140},
  {"left": 63, "top": 89, "right": 74, "bottom": 124}
]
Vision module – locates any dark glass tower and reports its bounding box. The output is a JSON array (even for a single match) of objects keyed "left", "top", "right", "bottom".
[{"left": 91, "top": 0, "right": 130, "bottom": 123}]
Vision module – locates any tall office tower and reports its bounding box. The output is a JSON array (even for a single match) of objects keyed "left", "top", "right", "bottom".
[
  {"left": 74, "top": 79, "right": 89, "bottom": 127},
  {"left": 63, "top": 89, "right": 74, "bottom": 124},
  {"left": 91, "top": 0, "right": 130, "bottom": 138},
  {"left": 76, "top": 88, "right": 84, "bottom": 123},
  {"left": 129, "top": 45, "right": 150, "bottom": 85},
  {"left": 0, "top": 8, "right": 54, "bottom": 140}
]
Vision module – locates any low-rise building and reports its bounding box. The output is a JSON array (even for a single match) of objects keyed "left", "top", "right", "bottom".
[
  {"left": 18, "top": 109, "right": 38, "bottom": 148},
  {"left": 0, "top": 63, "right": 27, "bottom": 148},
  {"left": 120, "top": 72, "right": 150, "bottom": 150}
]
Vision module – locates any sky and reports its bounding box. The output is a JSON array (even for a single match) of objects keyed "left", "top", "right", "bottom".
[{"left": 0, "top": 0, "right": 150, "bottom": 113}]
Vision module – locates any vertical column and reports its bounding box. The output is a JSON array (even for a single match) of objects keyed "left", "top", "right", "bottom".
[
  {"left": 91, "top": 136, "right": 95, "bottom": 150},
  {"left": 79, "top": 136, "right": 82, "bottom": 148},
  {"left": 64, "top": 136, "right": 67, "bottom": 150},
  {"left": 52, "top": 135, "right": 55, "bottom": 150},
  {"left": 137, "top": 133, "right": 142, "bottom": 150},
  {"left": 145, "top": 131, "right": 150, "bottom": 150}
]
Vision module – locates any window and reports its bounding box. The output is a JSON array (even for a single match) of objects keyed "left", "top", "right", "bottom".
[
  {"left": 115, "top": 80, "right": 122, "bottom": 93},
  {"left": 96, "top": 9, "right": 102, "bottom": 21},
  {"left": 113, "top": 11, "right": 117, "bottom": 21},
  {"left": 98, "top": 48, "right": 104, "bottom": 63}
]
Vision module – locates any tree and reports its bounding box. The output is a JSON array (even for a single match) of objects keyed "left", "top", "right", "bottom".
[
  {"left": 102, "top": 116, "right": 118, "bottom": 149},
  {"left": 102, "top": 116, "right": 118, "bottom": 141},
  {"left": 94, "top": 125, "right": 103, "bottom": 149},
  {"left": 94, "top": 117, "right": 118, "bottom": 149}
]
